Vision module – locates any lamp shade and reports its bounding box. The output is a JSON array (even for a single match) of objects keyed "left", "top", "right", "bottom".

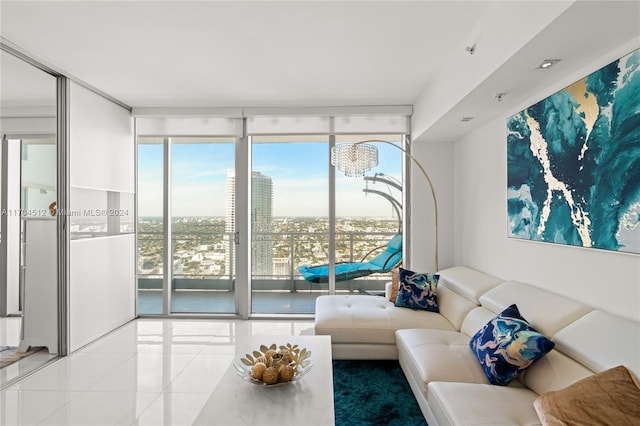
[{"left": 330, "top": 143, "right": 379, "bottom": 177}]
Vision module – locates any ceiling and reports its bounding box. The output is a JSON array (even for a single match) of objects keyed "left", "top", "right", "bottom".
[
  {"left": 1, "top": 1, "right": 639, "bottom": 142},
  {"left": 0, "top": 1, "right": 491, "bottom": 108}
]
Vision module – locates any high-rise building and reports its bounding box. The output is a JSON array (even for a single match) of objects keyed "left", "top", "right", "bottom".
[{"left": 225, "top": 170, "right": 274, "bottom": 277}]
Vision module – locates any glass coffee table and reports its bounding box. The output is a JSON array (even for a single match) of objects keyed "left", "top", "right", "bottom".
[{"left": 193, "top": 335, "right": 334, "bottom": 425}]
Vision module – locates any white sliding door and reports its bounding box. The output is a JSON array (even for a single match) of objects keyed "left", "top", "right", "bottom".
[{"left": 69, "top": 82, "right": 134, "bottom": 352}]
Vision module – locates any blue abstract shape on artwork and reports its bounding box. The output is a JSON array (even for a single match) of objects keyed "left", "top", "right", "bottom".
[{"left": 507, "top": 49, "right": 640, "bottom": 253}]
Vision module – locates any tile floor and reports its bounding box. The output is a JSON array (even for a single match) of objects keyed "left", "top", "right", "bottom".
[{"left": 0, "top": 318, "right": 316, "bottom": 425}]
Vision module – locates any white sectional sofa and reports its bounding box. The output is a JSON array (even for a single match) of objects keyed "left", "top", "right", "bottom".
[{"left": 314, "top": 266, "right": 640, "bottom": 425}]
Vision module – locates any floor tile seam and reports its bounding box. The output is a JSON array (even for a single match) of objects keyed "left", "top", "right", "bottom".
[
  {"left": 12, "top": 352, "right": 139, "bottom": 391},
  {"left": 25, "top": 390, "right": 85, "bottom": 425},
  {"left": 85, "top": 351, "right": 204, "bottom": 393},
  {"left": 36, "top": 390, "right": 162, "bottom": 426},
  {"left": 132, "top": 390, "right": 174, "bottom": 424},
  {"left": 62, "top": 351, "right": 139, "bottom": 393},
  {"left": 156, "top": 359, "right": 208, "bottom": 394}
]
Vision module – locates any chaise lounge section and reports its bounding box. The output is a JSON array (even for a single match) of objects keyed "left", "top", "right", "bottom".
[
  {"left": 314, "top": 266, "right": 640, "bottom": 425},
  {"left": 314, "top": 266, "right": 504, "bottom": 359}
]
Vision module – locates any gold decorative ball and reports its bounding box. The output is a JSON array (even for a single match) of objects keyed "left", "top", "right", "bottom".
[
  {"left": 262, "top": 366, "right": 279, "bottom": 385},
  {"left": 279, "top": 365, "right": 295, "bottom": 382},
  {"left": 251, "top": 362, "right": 267, "bottom": 381},
  {"left": 279, "top": 349, "right": 292, "bottom": 363},
  {"left": 265, "top": 349, "right": 277, "bottom": 361}
]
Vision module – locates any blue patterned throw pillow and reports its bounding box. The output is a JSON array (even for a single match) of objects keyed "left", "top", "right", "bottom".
[
  {"left": 469, "top": 304, "right": 555, "bottom": 386},
  {"left": 393, "top": 268, "right": 439, "bottom": 312}
]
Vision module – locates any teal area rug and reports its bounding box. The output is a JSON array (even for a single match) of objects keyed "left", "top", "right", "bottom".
[{"left": 333, "top": 360, "right": 427, "bottom": 426}]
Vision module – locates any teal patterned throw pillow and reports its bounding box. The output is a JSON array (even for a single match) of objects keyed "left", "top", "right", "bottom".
[
  {"left": 469, "top": 304, "right": 555, "bottom": 386},
  {"left": 393, "top": 268, "right": 439, "bottom": 312}
]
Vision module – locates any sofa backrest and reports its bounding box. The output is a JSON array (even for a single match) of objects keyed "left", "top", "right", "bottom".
[
  {"left": 438, "top": 266, "right": 504, "bottom": 304},
  {"left": 437, "top": 266, "right": 504, "bottom": 330},
  {"left": 552, "top": 310, "right": 640, "bottom": 377},
  {"left": 522, "top": 309, "right": 640, "bottom": 396},
  {"left": 458, "top": 279, "right": 597, "bottom": 396},
  {"left": 460, "top": 306, "right": 498, "bottom": 337},
  {"left": 478, "top": 280, "right": 592, "bottom": 337},
  {"left": 520, "top": 348, "right": 594, "bottom": 395}
]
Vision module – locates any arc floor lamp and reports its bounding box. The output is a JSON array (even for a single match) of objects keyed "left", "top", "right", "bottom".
[{"left": 331, "top": 139, "right": 439, "bottom": 271}]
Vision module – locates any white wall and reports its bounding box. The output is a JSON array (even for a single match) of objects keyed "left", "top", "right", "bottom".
[
  {"left": 70, "top": 85, "right": 133, "bottom": 192},
  {"left": 452, "top": 104, "right": 640, "bottom": 323},
  {"left": 69, "top": 82, "right": 135, "bottom": 352},
  {"left": 409, "top": 140, "right": 454, "bottom": 274}
]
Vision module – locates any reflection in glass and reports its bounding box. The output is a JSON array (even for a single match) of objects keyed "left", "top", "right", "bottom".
[
  {"left": 0, "top": 49, "right": 59, "bottom": 383},
  {"left": 69, "top": 188, "right": 134, "bottom": 239},
  {"left": 21, "top": 139, "right": 57, "bottom": 212}
]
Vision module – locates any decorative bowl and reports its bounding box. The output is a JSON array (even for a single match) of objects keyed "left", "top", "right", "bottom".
[{"left": 234, "top": 343, "right": 313, "bottom": 386}]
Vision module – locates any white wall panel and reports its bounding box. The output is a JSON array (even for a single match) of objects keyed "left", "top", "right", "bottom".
[
  {"left": 409, "top": 140, "right": 454, "bottom": 273},
  {"left": 70, "top": 82, "right": 133, "bottom": 192},
  {"left": 69, "top": 235, "right": 135, "bottom": 351},
  {"left": 68, "top": 83, "right": 135, "bottom": 351}
]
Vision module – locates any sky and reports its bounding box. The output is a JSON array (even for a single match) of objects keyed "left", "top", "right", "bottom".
[{"left": 138, "top": 138, "right": 402, "bottom": 217}]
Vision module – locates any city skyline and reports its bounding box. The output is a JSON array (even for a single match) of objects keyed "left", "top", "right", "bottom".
[
  {"left": 137, "top": 215, "right": 400, "bottom": 278},
  {"left": 138, "top": 140, "right": 402, "bottom": 218}
]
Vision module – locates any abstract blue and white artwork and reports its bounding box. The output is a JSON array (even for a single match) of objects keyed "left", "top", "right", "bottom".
[{"left": 507, "top": 49, "right": 640, "bottom": 254}]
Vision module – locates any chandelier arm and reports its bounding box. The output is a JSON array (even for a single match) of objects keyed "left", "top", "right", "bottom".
[{"left": 354, "top": 139, "right": 439, "bottom": 271}]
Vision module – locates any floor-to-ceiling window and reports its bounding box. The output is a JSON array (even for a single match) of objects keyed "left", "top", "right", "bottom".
[
  {"left": 250, "top": 136, "right": 330, "bottom": 314},
  {"left": 334, "top": 134, "right": 404, "bottom": 295},
  {"left": 137, "top": 137, "right": 164, "bottom": 314},
  {"left": 137, "top": 136, "right": 237, "bottom": 314},
  {"left": 170, "top": 137, "right": 235, "bottom": 313},
  {"left": 135, "top": 109, "right": 410, "bottom": 317}
]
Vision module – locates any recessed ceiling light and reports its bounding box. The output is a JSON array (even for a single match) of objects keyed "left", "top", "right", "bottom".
[
  {"left": 460, "top": 117, "right": 474, "bottom": 122},
  {"left": 538, "top": 59, "right": 561, "bottom": 69}
]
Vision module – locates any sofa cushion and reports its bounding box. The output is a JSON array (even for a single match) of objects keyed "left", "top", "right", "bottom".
[
  {"left": 552, "top": 310, "right": 640, "bottom": 378},
  {"left": 388, "top": 269, "right": 399, "bottom": 302},
  {"left": 436, "top": 285, "right": 479, "bottom": 331},
  {"left": 396, "top": 329, "right": 491, "bottom": 395},
  {"left": 520, "top": 309, "right": 640, "bottom": 397},
  {"left": 520, "top": 348, "right": 594, "bottom": 396},
  {"left": 394, "top": 268, "right": 439, "bottom": 312},
  {"left": 428, "top": 382, "right": 541, "bottom": 426},
  {"left": 315, "top": 295, "right": 455, "bottom": 346},
  {"left": 460, "top": 306, "right": 500, "bottom": 337},
  {"left": 534, "top": 365, "right": 640, "bottom": 426},
  {"left": 437, "top": 266, "right": 504, "bottom": 304},
  {"left": 469, "top": 304, "right": 555, "bottom": 386},
  {"left": 479, "top": 280, "right": 592, "bottom": 336}
]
